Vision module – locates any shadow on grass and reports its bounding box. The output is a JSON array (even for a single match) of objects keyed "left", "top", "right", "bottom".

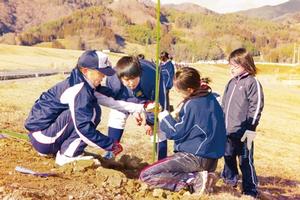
[
  {"left": 210, "top": 174, "right": 300, "bottom": 200},
  {"left": 259, "top": 175, "right": 300, "bottom": 187},
  {"left": 258, "top": 175, "right": 300, "bottom": 200}
]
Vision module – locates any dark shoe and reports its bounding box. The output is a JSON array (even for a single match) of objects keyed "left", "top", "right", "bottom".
[
  {"left": 243, "top": 190, "right": 258, "bottom": 199},
  {"left": 221, "top": 174, "right": 238, "bottom": 188}
]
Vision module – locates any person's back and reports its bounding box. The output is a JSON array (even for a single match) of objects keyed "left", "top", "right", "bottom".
[
  {"left": 140, "top": 67, "right": 226, "bottom": 195},
  {"left": 171, "top": 94, "right": 225, "bottom": 159},
  {"left": 160, "top": 51, "right": 175, "bottom": 111},
  {"left": 160, "top": 51, "right": 175, "bottom": 89},
  {"left": 160, "top": 60, "right": 175, "bottom": 90},
  {"left": 25, "top": 68, "right": 91, "bottom": 132}
]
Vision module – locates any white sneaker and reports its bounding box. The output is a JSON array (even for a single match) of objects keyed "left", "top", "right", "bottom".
[
  {"left": 206, "top": 172, "right": 218, "bottom": 193},
  {"left": 192, "top": 171, "right": 208, "bottom": 195},
  {"left": 38, "top": 152, "right": 49, "bottom": 157},
  {"left": 38, "top": 152, "right": 54, "bottom": 158},
  {"left": 55, "top": 151, "right": 94, "bottom": 166}
]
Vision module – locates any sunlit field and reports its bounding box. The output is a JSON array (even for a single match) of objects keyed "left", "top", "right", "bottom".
[
  {"left": 0, "top": 44, "right": 124, "bottom": 72},
  {"left": 0, "top": 45, "right": 299, "bottom": 199}
]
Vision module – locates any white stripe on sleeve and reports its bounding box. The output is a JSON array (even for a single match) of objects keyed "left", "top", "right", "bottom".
[{"left": 252, "top": 78, "right": 262, "bottom": 125}]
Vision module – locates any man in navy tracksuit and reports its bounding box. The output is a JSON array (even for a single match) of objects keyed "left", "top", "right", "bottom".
[
  {"left": 104, "top": 56, "right": 168, "bottom": 160},
  {"left": 221, "top": 48, "right": 264, "bottom": 197},
  {"left": 160, "top": 51, "right": 175, "bottom": 111},
  {"left": 24, "top": 50, "right": 123, "bottom": 166}
]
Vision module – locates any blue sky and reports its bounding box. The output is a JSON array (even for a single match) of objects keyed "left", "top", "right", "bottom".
[{"left": 152, "top": 0, "right": 289, "bottom": 13}]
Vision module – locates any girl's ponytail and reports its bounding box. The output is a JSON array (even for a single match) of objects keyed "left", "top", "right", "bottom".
[{"left": 174, "top": 67, "right": 211, "bottom": 104}]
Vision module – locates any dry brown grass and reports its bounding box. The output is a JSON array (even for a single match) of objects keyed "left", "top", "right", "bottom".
[
  {"left": 0, "top": 44, "right": 123, "bottom": 72},
  {"left": 0, "top": 46, "right": 300, "bottom": 199}
]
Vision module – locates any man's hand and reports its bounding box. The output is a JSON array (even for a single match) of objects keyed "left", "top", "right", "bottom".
[
  {"left": 145, "top": 124, "right": 153, "bottom": 136},
  {"left": 241, "top": 130, "right": 256, "bottom": 150},
  {"left": 144, "top": 101, "right": 162, "bottom": 113},
  {"left": 133, "top": 112, "right": 143, "bottom": 126}
]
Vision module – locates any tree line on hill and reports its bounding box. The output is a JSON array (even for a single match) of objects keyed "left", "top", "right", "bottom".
[{"left": 0, "top": 1, "right": 300, "bottom": 63}]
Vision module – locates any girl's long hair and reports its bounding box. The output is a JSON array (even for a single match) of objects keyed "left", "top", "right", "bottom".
[{"left": 229, "top": 48, "right": 257, "bottom": 76}]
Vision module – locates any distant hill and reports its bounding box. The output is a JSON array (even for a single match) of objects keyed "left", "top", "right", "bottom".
[
  {"left": 163, "top": 3, "right": 215, "bottom": 14},
  {"left": 274, "top": 11, "right": 300, "bottom": 24},
  {"left": 108, "top": 0, "right": 158, "bottom": 25},
  {"left": 0, "top": 0, "right": 109, "bottom": 35},
  {"left": 1, "top": 0, "right": 300, "bottom": 63},
  {"left": 237, "top": 0, "right": 300, "bottom": 20}
]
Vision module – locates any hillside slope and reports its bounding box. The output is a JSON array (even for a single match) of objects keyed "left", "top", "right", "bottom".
[
  {"left": 0, "top": 0, "right": 107, "bottom": 35},
  {"left": 1, "top": 0, "right": 300, "bottom": 63},
  {"left": 237, "top": 0, "right": 300, "bottom": 20}
]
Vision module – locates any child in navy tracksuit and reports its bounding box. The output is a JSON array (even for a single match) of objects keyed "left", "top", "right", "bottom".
[
  {"left": 221, "top": 48, "right": 264, "bottom": 198},
  {"left": 104, "top": 56, "right": 168, "bottom": 160},
  {"left": 160, "top": 51, "right": 175, "bottom": 111},
  {"left": 25, "top": 50, "right": 127, "bottom": 166},
  {"left": 140, "top": 67, "right": 226, "bottom": 194}
]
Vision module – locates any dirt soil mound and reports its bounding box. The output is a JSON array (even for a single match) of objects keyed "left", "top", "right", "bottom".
[{"left": 0, "top": 137, "right": 207, "bottom": 200}]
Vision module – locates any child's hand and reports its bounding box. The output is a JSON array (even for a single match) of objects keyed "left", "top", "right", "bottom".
[
  {"left": 145, "top": 124, "right": 153, "bottom": 136},
  {"left": 133, "top": 112, "right": 143, "bottom": 126},
  {"left": 170, "top": 102, "right": 184, "bottom": 120}
]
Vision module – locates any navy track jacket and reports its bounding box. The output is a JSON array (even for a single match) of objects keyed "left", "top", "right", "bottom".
[
  {"left": 106, "top": 59, "right": 166, "bottom": 125},
  {"left": 160, "top": 94, "right": 226, "bottom": 159},
  {"left": 25, "top": 68, "right": 113, "bottom": 149},
  {"left": 160, "top": 60, "right": 175, "bottom": 90},
  {"left": 222, "top": 73, "right": 264, "bottom": 137}
]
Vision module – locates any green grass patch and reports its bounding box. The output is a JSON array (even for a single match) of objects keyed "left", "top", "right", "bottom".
[{"left": 0, "top": 129, "right": 29, "bottom": 141}]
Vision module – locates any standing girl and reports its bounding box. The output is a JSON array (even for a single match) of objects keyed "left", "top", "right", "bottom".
[
  {"left": 140, "top": 67, "right": 226, "bottom": 194},
  {"left": 221, "top": 48, "right": 264, "bottom": 198}
]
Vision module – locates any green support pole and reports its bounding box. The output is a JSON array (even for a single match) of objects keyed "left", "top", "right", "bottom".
[{"left": 152, "top": 0, "right": 161, "bottom": 163}]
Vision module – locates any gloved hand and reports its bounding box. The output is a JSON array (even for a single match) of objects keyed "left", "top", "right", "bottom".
[
  {"left": 112, "top": 142, "right": 123, "bottom": 156},
  {"left": 144, "top": 101, "right": 162, "bottom": 113},
  {"left": 106, "top": 142, "right": 123, "bottom": 157},
  {"left": 241, "top": 130, "right": 256, "bottom": 150}
]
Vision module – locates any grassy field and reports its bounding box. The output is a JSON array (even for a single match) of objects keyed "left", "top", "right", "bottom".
[
  {"left": 0, "top": 44, "right": 124, "bottom": 72},
  {"left": 0, "top": 45, "right": 300, "bottom": 199}
]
